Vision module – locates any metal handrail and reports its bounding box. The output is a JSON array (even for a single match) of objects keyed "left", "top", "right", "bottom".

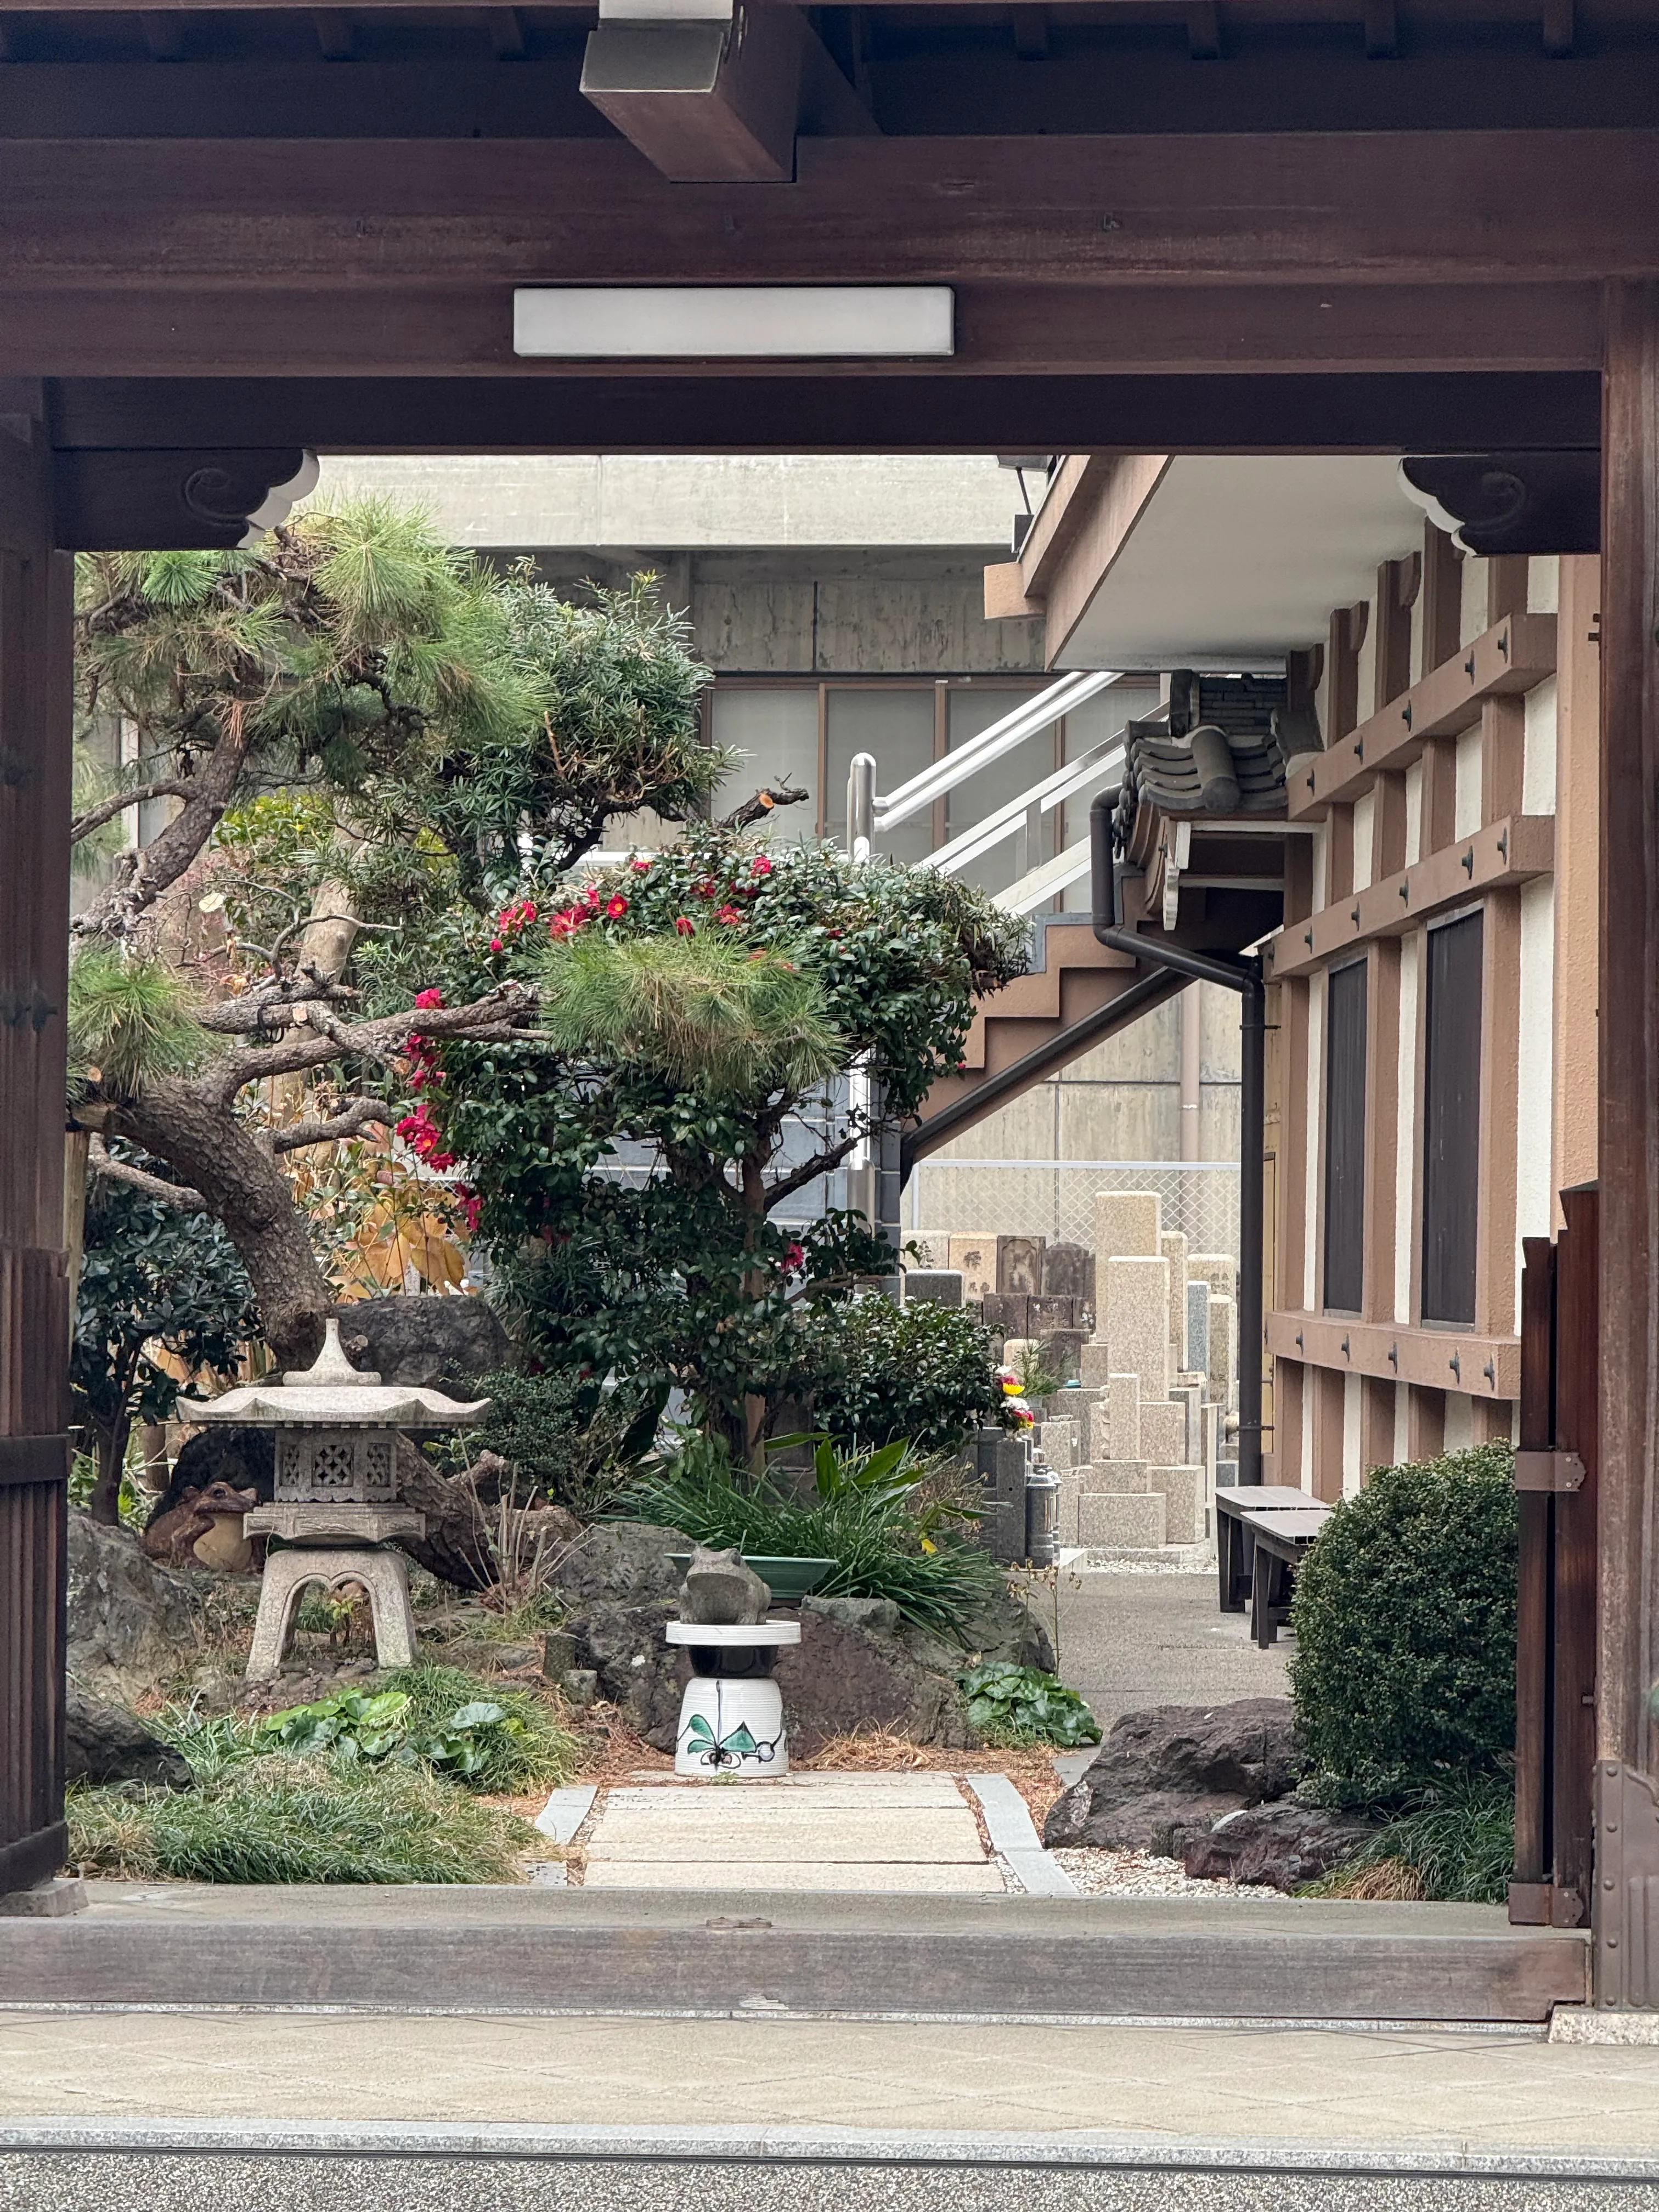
[
  {"left": 863, "top": 667, "right": 1121, "bottom": 833},
  {"left": 927, "top": 731, "right": 1126, "bottom": 876}
]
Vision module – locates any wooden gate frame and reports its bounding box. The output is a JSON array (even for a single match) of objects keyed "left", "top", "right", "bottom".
[{"left": 1512, "top": 1182, "right": 1599, "bottom": 1931}]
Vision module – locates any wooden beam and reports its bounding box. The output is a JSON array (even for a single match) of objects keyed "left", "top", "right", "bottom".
[
  {"left": 0, "top": 133, "right": 1655, "bottom": 291},
  {"left": 1363, "top": 0, "right": 1397, "bottom": 59},
  {"left": 1266, "top": 1310, "right": 1520, "bottom": 1400},
  {"left": 579, "top": 12, "right": 808, "bottom": 184},
  {"left": 1596, "top": 279, "right": 1659, "bottom": 1989},
  {"left": 1266, "top": 814, "right": 1555, "bottom": 982},
  {"left": 0, "top": 280, "right": 1604, "bottom": 384},
  {"left": 43, "top": 371, "right": 1604, "bottom": 459},
  {"left": 1291, "top": 610, "right": 1557, "bottom": 818}
]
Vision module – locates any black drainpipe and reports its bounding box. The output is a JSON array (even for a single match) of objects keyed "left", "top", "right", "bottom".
[{"left": 1090, "top": 791, "right": 1265, "bottom": 1487}]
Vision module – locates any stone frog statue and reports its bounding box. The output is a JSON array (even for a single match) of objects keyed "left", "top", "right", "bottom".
[
  {"left": 677, "top": 1543, "right": 771, "bottom": 1626},
  {"left": 142, "top": 1480, "right": 262, "bottom": 1574}
]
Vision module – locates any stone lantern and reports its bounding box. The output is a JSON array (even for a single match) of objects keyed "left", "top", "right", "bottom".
[{"left": 196, "top": 1318, "right": 489, "bottom": 1680}]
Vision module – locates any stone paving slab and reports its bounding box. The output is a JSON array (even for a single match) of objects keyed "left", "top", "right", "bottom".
[
  {"left": 588, "top": 1815, "right": 988, "bottom": 1864},
  {"left": 583, "top": 1861, "right": 1009, "bottom": 1892}
]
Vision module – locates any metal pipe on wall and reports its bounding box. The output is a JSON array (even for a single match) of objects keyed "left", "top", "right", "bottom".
[{"left": 1090, "top": 792, "right": 1265, "bottom": 1486}]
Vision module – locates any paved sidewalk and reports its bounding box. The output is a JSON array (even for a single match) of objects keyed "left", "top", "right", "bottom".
[{"left": 4, "top": 2008, "right": 1658, "bottom": 2157}]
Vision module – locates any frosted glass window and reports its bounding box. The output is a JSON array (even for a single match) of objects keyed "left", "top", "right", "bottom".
[
  {"left": 825, "top": 689, "right": 936, "bottom": 864},
  {"left": 710, "top": 687, "right": 820, "bottom": 847}
]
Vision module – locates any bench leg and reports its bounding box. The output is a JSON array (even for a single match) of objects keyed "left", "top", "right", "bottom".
[{"left": 1218, "top": 1517, "right": 1247, "bottom": 1613}]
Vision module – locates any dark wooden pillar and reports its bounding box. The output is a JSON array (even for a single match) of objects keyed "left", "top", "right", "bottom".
[
  {"left": 1595, "top": 281, "right": 1659, "bottom": 2005},
  {"left": 0, "top": 400, "right": 73, "bottom": 1901}
]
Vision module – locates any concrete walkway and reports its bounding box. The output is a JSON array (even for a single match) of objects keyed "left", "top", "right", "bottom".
[
  {"left": 1053, "top": 1570, "right": 1292, "bottom": 1726},
  {"left": 3, "top": 2008, "right": 1659, "bottom": 2158}
]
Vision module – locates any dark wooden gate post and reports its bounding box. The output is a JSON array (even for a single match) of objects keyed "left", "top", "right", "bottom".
[
  {"left": 0, "top": 397, "right": 74, "bottom": 1902},
  {"left": 1595, "top": 281, "right": 1659, "bottom": 2005}
]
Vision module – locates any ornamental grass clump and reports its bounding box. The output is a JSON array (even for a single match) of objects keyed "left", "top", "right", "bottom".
[
  {"left": 1301, "top": 1772, "right": 1515, "bottom": 1905},
  {"left": 1289, "top": 1443, "right": 1518, "bottom": 1805},
  {"left": 67, "top": 1760, "right": 533, "bottom": 1885},
  {"left": 620, "top": 1432, "right": 1003, "bottom": 1644}
]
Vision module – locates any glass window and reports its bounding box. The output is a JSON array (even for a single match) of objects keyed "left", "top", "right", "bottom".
[
  {"left": 825, "top": 688, "right": 936, "bottom": 864},
  {"left": 1322, "top": 957, "right": 1367, "bottom": 1314},
  {"left": 1421, "top": 911, "right": 1483, "bottom": 1326},
  {"left": 709, "top": 686, "right": 821, "bottom": 848}
]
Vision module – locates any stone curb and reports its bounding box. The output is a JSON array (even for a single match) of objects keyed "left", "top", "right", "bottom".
[{"left": 1, "top": 2121, "right": 1657, "bottom": 2181}]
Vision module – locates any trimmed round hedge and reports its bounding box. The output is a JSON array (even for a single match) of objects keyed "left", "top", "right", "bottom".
[{"left": 1288, "top": 1443, "right": 1517, "bottom": 1801}]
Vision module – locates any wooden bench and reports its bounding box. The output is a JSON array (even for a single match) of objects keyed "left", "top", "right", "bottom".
[{"left": 1215, "top": 1486, "right": 1333, "bottom": 1647}]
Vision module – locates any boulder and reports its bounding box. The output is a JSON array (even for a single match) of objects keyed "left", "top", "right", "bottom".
[
  {"left": 149, "top": 1426, "right": 274, "bottom": 1525},
  {"left": 562, "top": 1594, "right": 980, "bottom": 1756},
  {"left": 548, "top": 1520, "right": 689, "bottom": 1609},
  {"left": 329, "top": 1294, "right": 512, "bottom": 1394},
  {"left": 1042, "top": 1697, "right": 1294, "bottom": 1854},
  {"left": 65, "top": 1686, "right": 191, "bottom": 1788},
  {"left": 1182, "top": 1802, "right": 1380, "bottom": 1893},
  {"left": 66, "top": 1511, "right": 200, "bottom": 1696}
]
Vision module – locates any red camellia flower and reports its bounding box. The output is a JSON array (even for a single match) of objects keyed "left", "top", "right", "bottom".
[
  {"left": 413, "top": 987, "right": 445, "bottom": 1010},
  {"left": 605, "top": 894, "right": 629, "bottom": 919},
  {"left": 751, "top": 855, "right": 773, "bottom": 878},
  {"left": 582, "top": 883, "right": 602, "bottom": 909},
  {"left": 693, "top": 878, "right": 717, "bottom": 899},
  {"left": 785, "top": 1241, "right": 805, "bottom": 1272},
  {"left": 714, "top": 904, "right": 742, "bottom": 925},
  {"left": 630, "top": 857, "right": 652, "bottom": 873},
  {"left": 674, "top": 916, "right": 695, "bottom": 936},
  {"left": 490, "top": 936, "right": 504, "bottom": 952},
  {"left": 455, "top": 1188, "right": 482, "bottom": 1234}
]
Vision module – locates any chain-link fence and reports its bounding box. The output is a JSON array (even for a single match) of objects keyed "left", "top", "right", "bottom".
[{"left": 901, "top": 1159, "right": 1240, "bottom": 1264}]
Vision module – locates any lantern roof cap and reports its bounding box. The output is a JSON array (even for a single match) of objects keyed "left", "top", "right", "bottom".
[{"left": 195, "top": 1318, "right": 492, "bottom": 1429}]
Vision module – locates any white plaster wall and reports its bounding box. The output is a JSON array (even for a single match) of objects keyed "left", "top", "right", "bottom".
[
  {"left": 1302, "top": 1373, "right": 1315, "bottom": 1482},
  {"left": 1395, "top": 932, "right": 1419, "bottom": 1323},
  {"left": 1393, "top": 1380, "right": 1411, "bottom": 1466},
  {"left": 1460, "top": 552, "right": 1489, "bottom": 648},
  {"left": 1528, "top": 555, "right": 1560, "bottom": 614},
  {"left": 1516, "top": 876, "right": 1557, "bottom": 1319},
  {"left": 1404, "top": 759, "right": 1424, "bottom": 866},
  {"left": 1523, "top": 676, "right": 1559, "bottom": 815},
  {"left": 1444, "top": 1394, "right": 1475, "bottom": 1453},
  {"left": 1304, "top": 970, "right": 1326, "bottom": 1310},
  {"left": 1312, "top": 824, "right": 1329, "bottom": 913},
  {"left": 1342, "top": 1370, "right": 1362, "bottom": 1497},
  {"left": 1352, "top": 789, "right": 1376, "bottom": 892},
  {"left": 312, "top": 454, "right": 1020, "bottom": 551},
  {"left": 1454, "top": 725, "right": 1482, "bottom": 837}
]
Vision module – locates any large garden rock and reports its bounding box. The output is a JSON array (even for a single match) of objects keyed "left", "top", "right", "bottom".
[
  {"left": 1042, "top": 1698, "right": 1294, "bottom": 1854},
  {"left": 65, "top": 1686, "right": 191, "bottom": 1788},
  {"left": 549, "top": 1520, "right": 690, "bottom": 1609},
  {"left": 561, "top": 1593, "right": 979, "bottom": 1756},
  {"left": 329, "top": 1294, "right": 512, "bottom": 1394},
  {"left": 1182, "top": 1802, "right": 1379, "bottom": 1893},
  {"left": 67, "top": 1511, "right": 200, "bottom": 1695}
]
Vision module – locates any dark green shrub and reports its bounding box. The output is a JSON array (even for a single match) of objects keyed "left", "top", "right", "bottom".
[
  {"left": 801, "top": 1294, "right": 1013, "bottom": 1454},
  {"left": 1289, "top": 1443, "right": 1517, "bottom": 1801},
  {"left": 435, "top": 1365, "right": 656, "bottom": 1517}
]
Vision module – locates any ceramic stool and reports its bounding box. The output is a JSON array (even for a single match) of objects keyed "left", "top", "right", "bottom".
[{"left": 665, "top": 1619, "right": 802, "bottom": 1776}]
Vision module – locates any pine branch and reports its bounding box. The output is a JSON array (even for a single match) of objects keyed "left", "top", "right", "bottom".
[
  {"left": 87, "top": 1136, "right": 206, "bottom": 1211},
  {"left": 718, "top": 782, "right": 810, "bottom": 833},
  {"left": 761, "top": 1130, "right": 859, "bottom": 1206},
  {"left": 268, "top": 1096, "right": 394, "bottom": 1153},
  {"left": 210, "top": 982, "right": 538, "bottom": 1105},
  {"left": 70, "top": 779, "right": 194, "bottom": 844}
]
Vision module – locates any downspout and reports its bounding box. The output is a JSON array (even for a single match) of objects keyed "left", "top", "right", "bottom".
[{"left": 1090, "top": 791, "right": 1266, "bottom": 1487}]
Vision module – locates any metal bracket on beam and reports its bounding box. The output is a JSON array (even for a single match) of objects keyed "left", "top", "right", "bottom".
[{"left": 1514, "top": 1448, "right": 1587, "bottom": 1492}]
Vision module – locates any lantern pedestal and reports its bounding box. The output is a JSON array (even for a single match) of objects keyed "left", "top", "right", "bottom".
[{"left": 243, "top": 1523, "right": 424, "bottom": 1680}]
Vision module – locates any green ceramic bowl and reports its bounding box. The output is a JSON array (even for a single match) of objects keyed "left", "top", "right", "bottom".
[{"left": 665, "top": 1553, "right": 837, "bottom": 1602}]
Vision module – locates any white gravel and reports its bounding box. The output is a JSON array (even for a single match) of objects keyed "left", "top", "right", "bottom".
[{"left": 1048, "top": 1847, "right": 1283, "bottom": 1900}]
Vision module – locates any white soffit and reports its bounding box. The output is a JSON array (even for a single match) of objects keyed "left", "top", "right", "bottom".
[{"left": 1053, "top": 456, "right": 1425, "bottom": 672}]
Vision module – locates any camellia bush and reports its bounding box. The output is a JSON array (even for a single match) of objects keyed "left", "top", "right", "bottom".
[
  {"left": 414, "top": 824, "right": 1027, "bottom": 1454},
  {"left": 1288, "top": 1443, "right": 1519, "bottom": 1802}
]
